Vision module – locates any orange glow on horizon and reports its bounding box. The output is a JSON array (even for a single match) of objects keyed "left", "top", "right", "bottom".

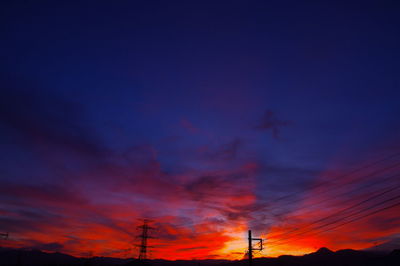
[{"left": 1, "top": 154, "right": 399, "bottom": 260}]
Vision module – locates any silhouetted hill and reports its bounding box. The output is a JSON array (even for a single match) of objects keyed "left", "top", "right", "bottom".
[
  {"left": 0, "top": 247, "right": 399, "bottom": 266},
  {"left": 389, "top": 249, "right": 400, "bottom": 256},
  {"left": 304, "top": 247, "right": 334, "bottom": 258},
  {"left": 0, "top": 247, "right": 80, "bottom": 265},
  {"left": 221, "top": 247, "right": 399, "bottom": 266}
]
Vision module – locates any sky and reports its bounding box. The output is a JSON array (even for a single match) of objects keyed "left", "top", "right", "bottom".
[{"left": 0, "top": 0, "right": 400, "bottom": 260}]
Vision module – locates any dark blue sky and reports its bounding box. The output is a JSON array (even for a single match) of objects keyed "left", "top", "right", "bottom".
[{"left": 1, "top": 0, "right": 400, "bottom": 259}]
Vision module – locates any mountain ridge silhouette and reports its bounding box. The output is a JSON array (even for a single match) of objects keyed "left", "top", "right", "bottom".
[{"left": 0, "top": 246, "right": 399, "bottom": 265}]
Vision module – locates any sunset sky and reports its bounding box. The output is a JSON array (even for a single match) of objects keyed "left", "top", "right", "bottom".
[{"left": 1, "top": 0, "right": 400, "bottom": 260}]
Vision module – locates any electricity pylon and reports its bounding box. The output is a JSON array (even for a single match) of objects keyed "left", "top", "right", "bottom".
[{"left": 136, "top": 219, "right": 155, "bottom": 260}]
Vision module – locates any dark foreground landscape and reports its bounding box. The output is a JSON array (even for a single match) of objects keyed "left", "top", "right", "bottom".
[{"left": 1, "top": 247, "right": 399, "bottom": 266}]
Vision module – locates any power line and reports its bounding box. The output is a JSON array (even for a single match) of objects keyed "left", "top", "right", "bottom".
[
  {"left": 277, "top": 172, "right": 400, "bottom": 220},
  {"left": 251, "top": 162, "right": 400, "bottom": 233},
  {"left": 266, "top": 173, "right": 400, "bottom": 227},
  {"left": 243, "top": 156, "right": 400, "bottom": 230},
  {"left": 269, "top": 193, "right": 400, "bottom": 245},
  {"left": 267, "top": 194, "right": 400, "bottom": 247},
  {"left": 264, "top": 157, "right": 400, "bottom": 213},
  {"left": 267, "top": 181, "right": 400, "bottom": 241},
  {"left": 267, "top": 200, "right": 400, "bottom": 248},
  {"left": 318, "top": 201, "right": 400, "bottom": 234},
  {"left": 268, "top": 152, "right": 400, "bottom": 203}
]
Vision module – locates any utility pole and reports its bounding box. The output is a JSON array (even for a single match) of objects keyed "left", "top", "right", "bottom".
[
  {"left": 248, "top": 230, "right": 263, "bottom": 266},
  {"left": 136, "top": 219, "right": 154, "bottom": 260},
  {"left": 248, "top": 230, "right": 252, "bottom": 266}
]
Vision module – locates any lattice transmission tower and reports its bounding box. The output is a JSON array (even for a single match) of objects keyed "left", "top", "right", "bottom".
[{"left": 136, "top": 219, "right": 155, "bottom": 260}]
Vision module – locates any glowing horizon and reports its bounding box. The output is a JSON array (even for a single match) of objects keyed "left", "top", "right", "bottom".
[{"left": 1, "top": 0, "right": 399, "bottom": 261}]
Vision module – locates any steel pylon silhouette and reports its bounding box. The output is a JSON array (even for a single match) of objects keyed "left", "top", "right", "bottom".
[{"left": 136, "top": 219, "right": 154, "bottom": 260}]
